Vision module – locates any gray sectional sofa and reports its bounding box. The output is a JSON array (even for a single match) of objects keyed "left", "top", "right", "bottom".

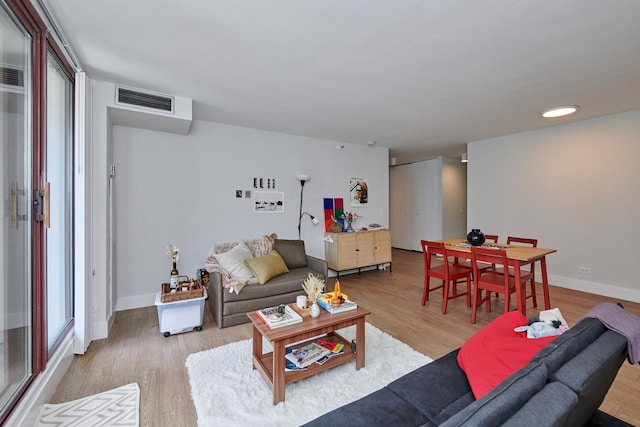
[
  {"left": 304, "top": 304, "right": 635, "bottom": 427},
  {"left": 208, "top": 239, "right": 327, "bottom": 328}
]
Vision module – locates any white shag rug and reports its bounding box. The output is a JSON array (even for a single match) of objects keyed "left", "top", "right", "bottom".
[
  {"left": 186, "top": 324, "right": 432, "bottom": 427},
  {"left": 37, "top": 383, "right": 139, "bottom": 427}
]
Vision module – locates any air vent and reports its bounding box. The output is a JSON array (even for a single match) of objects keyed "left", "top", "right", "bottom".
[
  {"left": 116, "top": 86, "right": 174, "bottom": 114},
  {"left": 1, "top": 65, "right": 24, "bottom": 88}
]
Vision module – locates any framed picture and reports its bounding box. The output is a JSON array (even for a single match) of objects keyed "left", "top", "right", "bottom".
[
  {"left": 254, "top": 191, "right": 284, "bottom": 213},
  {"left": 350, "top": 178, "right": 368, "bottom": 207}
]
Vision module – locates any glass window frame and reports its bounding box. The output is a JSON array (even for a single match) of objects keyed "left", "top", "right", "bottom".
[{"left": 1, "top": 0, "right": 75, "bottom": 422}]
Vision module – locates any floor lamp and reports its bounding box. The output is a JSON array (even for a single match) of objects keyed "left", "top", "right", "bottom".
[{"left": 296, "top": 174, "right": 318, "bottom": 239}]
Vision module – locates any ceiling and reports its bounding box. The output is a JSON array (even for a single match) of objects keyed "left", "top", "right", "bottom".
[{"left": 42, "top": 0, "right": 640, "bottom": 164}]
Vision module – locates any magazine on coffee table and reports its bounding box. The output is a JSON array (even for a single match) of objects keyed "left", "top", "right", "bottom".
[
  {"left": 256, "top": 305, "right": 303, "bottom": 329},
  {"left": 285, "top": 342, "right": 330, "bottom": 368}
]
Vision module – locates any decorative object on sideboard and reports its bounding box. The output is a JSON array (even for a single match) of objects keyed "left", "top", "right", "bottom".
[
  {"left": 329, "top": 220, "right": 343, "bottom": 233},
  {"left": 467, "top": 229, "right": 486, "bottom": 246},
  {"left": 324, "top": 197, "right": 345, "bottom": 232},
  {"left": 340, "top": 211, "right": 361, "bottom": 232}
]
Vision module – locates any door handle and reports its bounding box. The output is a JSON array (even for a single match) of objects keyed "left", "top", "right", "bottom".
[{"left": 11, "top": 181, "right": 27, "bottom": 230}]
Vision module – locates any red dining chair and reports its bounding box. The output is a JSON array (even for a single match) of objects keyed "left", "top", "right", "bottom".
[
  {"left": 484, "top": 234, "right": 499, "bottom": 243},
  {"left": 421, "top": 240, "right": 472, "bottom": 315},
  {"left": 469, "top": 246, "right": 532, "bottom": 323},
  {"left": 453, "top": 233, "right": 498, "bottom": 270},
  {"left": 506, "top": 236, "right": 538, "bottom": 308}
]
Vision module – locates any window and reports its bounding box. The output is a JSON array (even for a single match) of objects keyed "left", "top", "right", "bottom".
[
  {"left": 46, "top": 52, "right": 74, "bottom": 350},
  {"left": 0, "top": 2, "right": 34, "bottom": 418},
  {"left": 1, "top": 0, "right": 75, "bottom": 421}
]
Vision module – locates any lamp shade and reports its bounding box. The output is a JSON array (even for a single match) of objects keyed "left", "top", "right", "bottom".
[{"left": 295, "top": 174, "right": 310, "bottom": 182}]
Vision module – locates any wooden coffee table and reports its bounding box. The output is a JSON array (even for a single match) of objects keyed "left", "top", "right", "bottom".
[{"left": 247, "top": 306, "right": 370, "bottom": 404}]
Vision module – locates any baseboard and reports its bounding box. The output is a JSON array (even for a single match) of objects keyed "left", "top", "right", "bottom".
[
  {"left": 5, "top": 332, "right": 74, "bottom": 427},
  {"left": 547, "top": 273, "right": 640, "bottom": 304}
]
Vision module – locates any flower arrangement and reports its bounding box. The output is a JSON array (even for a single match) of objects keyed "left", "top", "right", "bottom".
[
  {"left": 339, "top": 212, "right": 359, "bottom": 222},
  {"left": 301, "top": 273, "right": 325, "bottom": 303},
  {"left": 339, "top": 211, "right": 362, "bottom": 231},
  {"left": 167, "top": 244, "right": 180, "bottom": 264}
]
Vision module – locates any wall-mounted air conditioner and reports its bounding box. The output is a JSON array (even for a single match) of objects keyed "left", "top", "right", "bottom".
[{"left": 109, "top": 84, "right": 192, "bottom": 135}]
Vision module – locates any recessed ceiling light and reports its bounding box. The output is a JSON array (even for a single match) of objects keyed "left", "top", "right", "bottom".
[{"left": 541, "top": 105, "right": 579, "bottom": 118}]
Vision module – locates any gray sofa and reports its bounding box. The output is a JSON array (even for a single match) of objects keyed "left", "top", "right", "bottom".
[
  {"left": 305, "top": 305, "right": 634, "bottom": 427},
  {"left": 209, "top": 239, "right": 328, "bottom": 328}
]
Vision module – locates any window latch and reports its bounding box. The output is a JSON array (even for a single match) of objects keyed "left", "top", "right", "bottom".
[{"left": 33, "top": 182, "right": 50, "bottom": 228}]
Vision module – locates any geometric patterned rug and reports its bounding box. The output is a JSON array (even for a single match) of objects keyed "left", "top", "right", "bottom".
[{"left": 36, "top": 383, "right": 139, "bottom": 427}]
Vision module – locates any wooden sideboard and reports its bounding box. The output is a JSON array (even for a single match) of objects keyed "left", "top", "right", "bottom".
[{"left": 324, "top": 229, "right": 392, "bottom": 277}]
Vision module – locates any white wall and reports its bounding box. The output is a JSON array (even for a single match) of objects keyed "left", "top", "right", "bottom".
[
  {"left": 468, "top": 109, "right": 640, "bottom": 302},
  {"left": 111, "top": 120, "right": 389, "bottom": 310}
]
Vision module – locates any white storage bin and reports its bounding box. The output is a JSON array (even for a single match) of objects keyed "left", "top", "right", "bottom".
[{"left": 155, "top": 289, "right": 207, "bottom": 336}]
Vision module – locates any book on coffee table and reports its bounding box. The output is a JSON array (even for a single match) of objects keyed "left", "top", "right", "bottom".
[
  {"left": 285, "top": 342, "right": 330, "bottom": 368},
  {"left": 317, "top": 296, "right": 358, "bottom": 314},
  {"left": 256, "top": 305, "right": 303, "bottom": 329}
]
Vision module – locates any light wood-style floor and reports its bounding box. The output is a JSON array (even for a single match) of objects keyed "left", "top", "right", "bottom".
[{"left": 50, "top": 249, "right": 640, "bottom": 426}]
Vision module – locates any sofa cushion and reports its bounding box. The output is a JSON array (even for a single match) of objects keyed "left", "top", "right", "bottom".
[
  {"left": 274, "top": 239, "right": 308, "bottom": 269},
  {"left": 502, "top": 382, "right": 578, "bottom": 427},
  {"left": 301, "top": 388, "right": 429, "bottom": 427},
  {"left": 441, "top": 362, "right": 549, "bottom": 427},
  {"left": 222, "top": 266, "right": 316, "bottom": 304},
  {"left": 387, "top": 349, "right": 474, "bottom": 425},
  {"left": 204, "top": 233, "right": 277, "bottom": 294},
  {"left": 213, "top": 241, "right": 254, "bottom": 282},
  {"left": 244, "top": 250, "right": 289, "bottom": 285},
  {"left": 531, "top": 317, "right": 606, "bottom": 374},
  {"left": 457, "top": 311, "right": 557, "bottom": 399}
]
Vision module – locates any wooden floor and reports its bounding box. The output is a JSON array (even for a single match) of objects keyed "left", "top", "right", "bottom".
[{"left": 50, "top": 248, "right": 640, "bottom": 426}]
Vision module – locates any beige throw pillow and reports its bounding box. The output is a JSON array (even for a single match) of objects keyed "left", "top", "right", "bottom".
[
  {"left": 244, "top": 250, "right": 289, "bottom": 285},
  {"left": 214, "top": 241, "right": 254, "bottom": 282}
]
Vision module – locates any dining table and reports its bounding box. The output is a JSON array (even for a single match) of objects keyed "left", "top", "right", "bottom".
[{"left": 439, "top": 239, "right": 557, "bottom": 315}]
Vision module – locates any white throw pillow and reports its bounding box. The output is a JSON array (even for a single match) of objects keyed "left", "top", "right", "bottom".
[{"left": 215, "top": 242, "right": 254, "bottom": 282}]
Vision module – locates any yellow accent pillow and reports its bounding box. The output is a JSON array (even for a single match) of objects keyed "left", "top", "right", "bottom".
[{"left": 244, "top": 250, "right": 290, "bottom": 284}]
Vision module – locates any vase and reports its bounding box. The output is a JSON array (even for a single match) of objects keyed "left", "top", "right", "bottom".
[
  {"left": 346, "top": 219, "right": 354, "bottom": 232},
  {"left": 310, "top": 302, "right": 320, "bottom": 318},
  {"left": 467, "top": 229, "right": 486, "bottom": 246}
]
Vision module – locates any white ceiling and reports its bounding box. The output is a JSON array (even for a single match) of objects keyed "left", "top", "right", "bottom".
[{"left": 43, "top": 0, "right": 640, "bottom": 163}]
